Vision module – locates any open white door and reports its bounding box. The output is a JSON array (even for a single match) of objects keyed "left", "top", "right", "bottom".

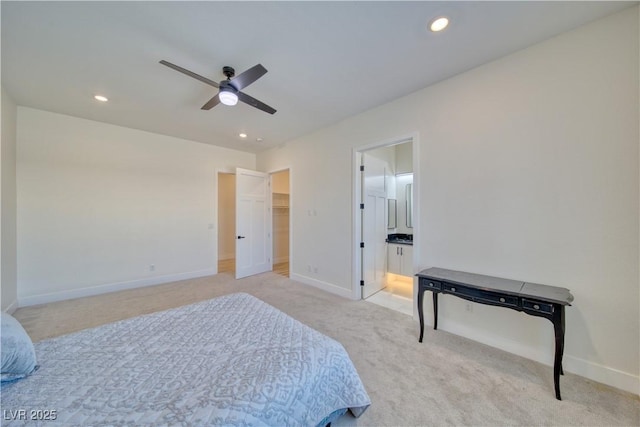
[
  {"left": 235, "top": 168, "right": 272, "bottom": 279},
  {"left": 361, "top": 153, "right": 387, "bottom": 298}
]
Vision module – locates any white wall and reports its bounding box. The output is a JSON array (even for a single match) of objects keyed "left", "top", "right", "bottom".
[
  {"left": 259, "top": 138, "right": 356, "bottom": 297},
  {"left": 258, "top": 7, "right": 639, "bottom": 394},
  {"left": 17, "top": 108, "right": 255, "bottom": 304},
  {"left": 1, "top": 87, "right": 18, "bottom": 313},
  {"left": 395, "top": 142, "right": 412, "bottom": 175}
]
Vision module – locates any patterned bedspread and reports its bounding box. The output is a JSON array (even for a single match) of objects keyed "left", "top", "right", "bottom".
[{"left": 1, "top": 293, "right": 370, "bottom": 426}]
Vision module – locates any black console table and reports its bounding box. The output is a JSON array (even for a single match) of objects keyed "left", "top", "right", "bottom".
[{"left": 416, "top": 267, "right": 573, "bottom": 400}]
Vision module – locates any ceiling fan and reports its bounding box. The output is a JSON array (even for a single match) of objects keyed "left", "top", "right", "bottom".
[{"left": 159, "top": 60, "right": 276, "bottom": 115}]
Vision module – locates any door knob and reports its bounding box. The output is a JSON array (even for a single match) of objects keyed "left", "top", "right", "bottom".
[{"left": 237, "top": 236, "right": 246, "bottom": 239}]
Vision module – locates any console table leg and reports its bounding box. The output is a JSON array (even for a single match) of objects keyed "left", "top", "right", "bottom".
[
  {"left": 418, "top": 288, "right": 425, "bottom": 343},
  {"left": 433, "top": 292, "right": 438, "bottom": 330},
  {"left": 561, "top": 308, "right": 565, "bottom": 376},
  {"left": 552, "top": 305, "right": 566, "bottom": 400}
]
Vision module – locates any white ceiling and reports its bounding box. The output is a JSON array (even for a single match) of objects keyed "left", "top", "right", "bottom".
[{"left": 1, "top": 1, "right": 633, "bottom": 153}]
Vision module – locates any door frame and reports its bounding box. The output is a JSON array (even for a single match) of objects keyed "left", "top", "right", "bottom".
[
  {"left": 352, "top": 132, "right": 420, "bottom": 304},
  {"left": 268, "top": 166, "right": 292, "bottom": 274}
]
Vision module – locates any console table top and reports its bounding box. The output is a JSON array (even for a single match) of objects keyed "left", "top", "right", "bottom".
[{"left": 416, "top": 267, "right": 574, "bottom": 305}]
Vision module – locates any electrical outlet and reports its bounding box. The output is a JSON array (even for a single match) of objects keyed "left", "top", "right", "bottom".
[
  {"left": 150, "top": 264, "right": 155, "bottom": 272},
  {"left": 465, "top": 303, "right": 473, "bottom": 313},
  {"left": 313, "top": 266, "right": 318, "bottom": 273},
  {"left": 307, "top": 264, "right": 312, "bottom": 272}
]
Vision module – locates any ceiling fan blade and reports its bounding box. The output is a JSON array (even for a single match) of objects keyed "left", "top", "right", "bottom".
[
  {"left": 201, "top": 94, "right": 221, "bottom": 110},
  {"left": 229, "top": 64, "right": 267, "bottom": 91},
  {"left": 237, "top": 91, "right": 277, "bottom": 115},
  {"left": 159, "top": 60, "right": 219, "bottom": 88}
]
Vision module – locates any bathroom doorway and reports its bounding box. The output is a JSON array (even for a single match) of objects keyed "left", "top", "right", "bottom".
[
  {"left": 271, "top": 169, "right": 290, "bottom": 277},
  {"left": 354, "top": 136, "right": 418, "bottom": 316}
]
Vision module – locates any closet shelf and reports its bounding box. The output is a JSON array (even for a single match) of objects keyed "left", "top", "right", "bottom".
[{"left": 272, "top": 192, "right": 290, "bottom": 209}]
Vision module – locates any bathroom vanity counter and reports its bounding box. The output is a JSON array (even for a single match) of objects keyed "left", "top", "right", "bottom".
[{"left": 386, "top": 233, "right": 413, "bottom": 245}]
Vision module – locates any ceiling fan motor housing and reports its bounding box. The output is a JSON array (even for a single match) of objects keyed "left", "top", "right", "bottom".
[{"left": 222, "top": 66, "right": 235, "bottom": 79}]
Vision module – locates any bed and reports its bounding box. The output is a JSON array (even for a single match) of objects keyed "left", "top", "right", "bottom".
[{"left": 1, "top": 292, "right": 370, "bottom": 426}]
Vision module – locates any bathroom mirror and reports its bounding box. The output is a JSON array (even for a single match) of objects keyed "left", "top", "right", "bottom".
[
  {"left": 406, "top": 183, "right": 413, "bottom": 228},
  {"left": 387, "top": 199, "right": 397, "bottom": 229}
]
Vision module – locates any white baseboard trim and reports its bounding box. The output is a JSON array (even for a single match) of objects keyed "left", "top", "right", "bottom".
[
  {"left": 563, "top": 355, "right": 639, "bottom": 396},
  {"left": 438, "top": 320, "right": 639, "bottom": 396},
  {"left": 290, "top": 273, "right": 354, "bottom": 300},
  {"left": 3, "top": 300, "right": 19, "bottom": 315},
  {"left": 18, "top": 268, "right": 217, "bottom": 307}
]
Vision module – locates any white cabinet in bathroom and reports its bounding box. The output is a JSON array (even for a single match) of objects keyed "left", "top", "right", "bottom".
[
  {"left": 387, "top": 243, "right": 413, "bottom": 277},
  {"left": 388, "top": 244, "right": 402, "bottom": 275}
]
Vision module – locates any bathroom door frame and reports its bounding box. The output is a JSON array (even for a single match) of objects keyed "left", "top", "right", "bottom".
[{"left": 351, "top": 133, "right": 420, "bottom": 310}]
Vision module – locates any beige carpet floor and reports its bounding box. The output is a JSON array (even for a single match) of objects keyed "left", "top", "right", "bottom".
[{"left": 12, "top": 272, "right": 640, "bottom": 426}]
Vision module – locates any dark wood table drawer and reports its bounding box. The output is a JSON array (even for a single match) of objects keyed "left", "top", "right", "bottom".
[
  {"left": 442, "top": 282, "right": 467, "bottom": 294},
  {"left": 421, "top": 278, "right": 441, "bottom": 290},
  {"left": 441, "top": 283, "right": 518, "bottom": 308},
  {"left": 475, "top": 291, "right": 519, "bottom": 308},
  {"left": 522, "top": 298, "right": 553, "bottom": 314}
]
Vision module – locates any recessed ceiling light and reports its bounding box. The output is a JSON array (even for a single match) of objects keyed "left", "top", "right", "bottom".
[
  {"left": 239, "top": 133, "right": 247, "bottom": 138},
  {"left": 429, "top": 16, "right": 449, "bottom": 32},
  {"left": 256, "top": 137, "right": 264, "bottom": 142},
  {"left": 94, "top": 95, "right": 108, "bottom": 102}
]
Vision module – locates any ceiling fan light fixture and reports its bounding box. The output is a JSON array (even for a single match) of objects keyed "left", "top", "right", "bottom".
[
  {"left": 159, "top": 60, "right": 275, "bottom": 114},
  {"left": 219, "top": 89, "right": 238, "bottom": 106}
]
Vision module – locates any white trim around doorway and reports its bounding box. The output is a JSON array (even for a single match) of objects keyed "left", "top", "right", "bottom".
[
  {"left": 268, "top": 166, "right": 293, "bottom": 276},
  {"left": 352, "top": 132, "right": 421, "bottom": 314}
]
